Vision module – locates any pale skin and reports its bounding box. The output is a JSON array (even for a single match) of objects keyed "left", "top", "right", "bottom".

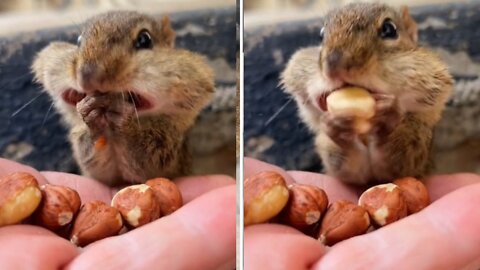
[
  {"left": 0, "top": 158, "right": 235, "bottom": 270},
  {"left": 244, "top": 157, "right": 480, "bottom": 270}
]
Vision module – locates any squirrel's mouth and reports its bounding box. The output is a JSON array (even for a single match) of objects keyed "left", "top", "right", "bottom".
[
  {"left": 62, "top": 89, "right": 86, "bottom": 106},
  {"left": 317, "top": 92, "right": 329, "bottom": 111},
  {"left": 61, "top": 89, "right": 153, "bottom": 111}
]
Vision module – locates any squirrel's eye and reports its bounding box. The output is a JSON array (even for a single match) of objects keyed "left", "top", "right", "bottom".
[
  {"left": 379, "top": 19, "right": 397, "bottom": 39},
  {"left": 135, "top": 30, "right": 153, "bottom": 50},
  {"left": 77, "top": 35, "right": 82, "bottom": 46},
  {"left": 319, "top": 27, "right": 325, "bottom": 43}
]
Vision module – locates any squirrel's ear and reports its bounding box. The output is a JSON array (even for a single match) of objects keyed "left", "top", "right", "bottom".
[
  {"left": 400, "top": 6, "right": 418, "bottom": 43},
  {"left": 160, "top": 16, "right": 176, "bottom": 48}
]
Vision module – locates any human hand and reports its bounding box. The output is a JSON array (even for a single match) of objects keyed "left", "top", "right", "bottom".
[
  {"left": 0, "top": 158, "right": 236, "bottom": 270},
  {"left": 244, "top": 157, "right": 480, "bottom": 270}
]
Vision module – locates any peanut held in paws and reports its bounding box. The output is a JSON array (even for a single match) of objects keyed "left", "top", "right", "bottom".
[
  {"left": 393, "top": 177, "right": 430, "bottom": 214},
  {"left": 280, "top": 184, "right": 328, "bottom": 230},
  {"left": 34, "top": 184, "right": 81, "bottom": 231},
  {"left": 318, "top": 200, "right": 370, "bottom": 246},
  {"left": 70, "top": 201, "right": 123, "bottom": 247},
  {"left": 111, "top": 184, "right": 161, "bottom": 228},
  {"left": 244, "top": 171, "right": 289, "bottom": 226},
  {"left": 145, "top": 178, "right": 183, "bottom": 215},
  {"left": 358, "top": 183, "right": 408, "bottom": 227},
  {"left": 0, "top": 172, "right": 42, "bottom": 226},
  {"left": 326, "top": 87, "right": 376, "bottom": 134}
]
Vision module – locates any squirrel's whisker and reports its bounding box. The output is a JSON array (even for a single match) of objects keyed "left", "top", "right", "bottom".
[
  {"left": 264, "top": 99, "right": 292, "bottom": 127},
  {"left": 128, "top": 91, "right": 141, "bottom": 128},
  {"left": 121, "top": 91, "right": 126, "bottom": 107},
  {"left": 40, "top": 102, "right": 55, "bottom": 129},
  {"left": 41, "top": 102, "right": 55, "bottom": 129},
  {"left": 11, "top": 93, "right": 43, "bottom": 117}
]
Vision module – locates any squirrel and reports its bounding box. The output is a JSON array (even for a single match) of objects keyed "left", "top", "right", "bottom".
[
  {"left": 32, "top": 11, "right": 215, "bottom": 186},
  {"left": 281, "top": 3, "right": 453, "bottom": 185}
]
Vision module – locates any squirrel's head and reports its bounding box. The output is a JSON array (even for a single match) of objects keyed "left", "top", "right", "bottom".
[
  {"left": 33, "top": 11, "right": 214, "bottom": 119},
  {"left": 302, "top": 3, "right": 449, "bottom": 115},
  {"left": 74, "top": 11, "right": 175, "bottom": 98},
  {"left": 55, "top": 12, "right": 198, "bottom": 116},
  {"left": 319, "top": 3, "right": 418, "bottom": 81}
]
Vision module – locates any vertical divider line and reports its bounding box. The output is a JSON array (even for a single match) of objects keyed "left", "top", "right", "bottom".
[{"left": 237, "top": 0, "right": 245, "bottom": 268}]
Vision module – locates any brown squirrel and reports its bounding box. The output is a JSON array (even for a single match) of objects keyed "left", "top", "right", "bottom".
[
  {"left": 32, "top": 11, "right": 215, "bottom": 186},
  {"left": 281, "top": 3, "right": 453, "bottom": 185}
]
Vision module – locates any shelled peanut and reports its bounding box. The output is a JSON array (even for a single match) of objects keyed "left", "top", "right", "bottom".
[
  {"left": 70, "top": 201, "right": 123, "bottom": 247},
  {"left": 358, "top": 183, "right": 408, "bottom": 227},
  {"left": 146, "top": 178, "right": 183, "bottom": 215},
  {"left": 393, "top": 177, "right": 430, "bottom": 214},
  {"left": 244, "top": 171, "right": 290, "bottom": 226},
  {"left": 0, "top": 171, "right": 183, "bottom": 247},
  {"left": 34, "top": 184, "right": 81, "bottom": 231},
  {"left": 318, "top": 200, "right": 370, "bottom": 246},
  {"left": 243, "top": 171, "right": 431, "bottom": 246},
  {"left": 280, "top": 184, "right": 328, "bottom": 231},
  {"left": 326, "top": 87, "right": 376, "bottom": 134},
  {"left": 359, "top": 179, "right": 430, "bottom": 228},
  {"left": 111, "top": 184, "right": 161, "bottom": 228},
  {"left": 0, "top": 172, "right": 42, "bottom": 226}
]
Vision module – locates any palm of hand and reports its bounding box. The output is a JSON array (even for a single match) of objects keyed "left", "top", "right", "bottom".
[
  {"left": 244, "top": 158, "right": 480, "bottom": 270},
  {"left": 0, "top": 158, "right": 236, "bottom": 270}
]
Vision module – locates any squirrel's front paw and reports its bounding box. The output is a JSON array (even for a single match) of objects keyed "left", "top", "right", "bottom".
[
  {"left": 77, "top": 93, "right": 134, "bottom": 134},
  {"left": 77, "top": 93, "right": 111, "bottom": 135},
  {"left": 323, "top": 114, "right": 357, "bottom": 147},
  {"left": 371, "top": 94, "right": 402, "bottom": 140}
]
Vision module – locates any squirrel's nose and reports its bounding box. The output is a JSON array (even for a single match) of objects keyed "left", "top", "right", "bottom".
[{"left": 78, "top": 62, "right": 99, "bottom": 93}]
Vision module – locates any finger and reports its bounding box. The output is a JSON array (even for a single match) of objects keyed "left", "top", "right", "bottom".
[
  {"left": 245, "top": 224, "right": 325, "bottom": 270},
  {"left": 244, "top": 157, "right": 295, "bottom": 184},
  {"left": 0, "top": 158, "right": 48, "bottom": 185},
  {"left": 66, "top": 186, "right": 236, "bottom": 270},
  {"left": 313, "top": 183, "right": 480, "bottom": 270},
  {"left": 0, "top": 224, "right": 58, "bottom": 237},
  {"left": 0, "top": 225, "right": 78, "bottom": 269},
  {"left": 174, "top": 174, "right": 235, "bottom": 203},
  {"left": 424, "top": 173, "right": 480, "bottom": 200},
  {"left": 41, "top": 171, "right": 114, "bottom": 204},
  {"left": 287, "top": 171, "right": 360, "bottom": 203},
  {"left": 245, "top": 222, "right": 317, "bottom": 236},
  {"left": 215, "top": 259, "right": 237, "bottom": 270}
]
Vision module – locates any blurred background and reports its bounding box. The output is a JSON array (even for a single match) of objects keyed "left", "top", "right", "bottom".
[
  {"left": 0, "top": 0, "right": 237, "bottom": 176},
  {"left": 243, "top": 0, "right": 480, "bottom": 174},
  {"left": 245, "top": 0, "right": 470, "bottom": 27},
  {"left": 245, "top": 0, "right": 466, "bottom": 10},
  {"left": 0, "top": 0, "right": 232, "bottom": 36}
]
